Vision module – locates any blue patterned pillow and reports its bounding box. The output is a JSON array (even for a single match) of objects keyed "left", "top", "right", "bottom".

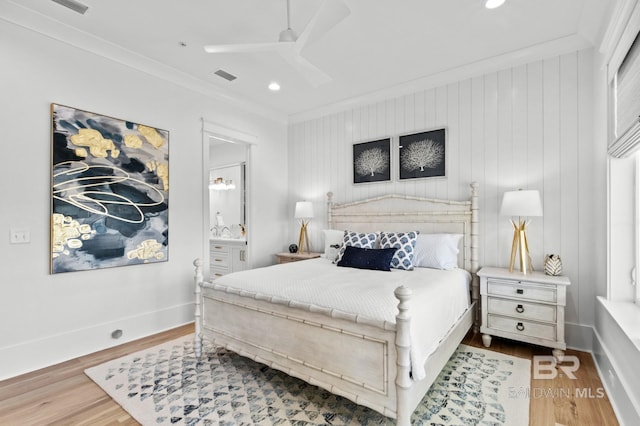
[
  {"left": 380, "top": 231, "right": 418, "bottom": 270},
  {"left": 335, "top": 231, "right": 378, "bottom": 264}
]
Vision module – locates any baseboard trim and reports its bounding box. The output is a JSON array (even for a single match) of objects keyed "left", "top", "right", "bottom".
[
  {"left": 0, "top": 303, "right": 193, "bottom": 381},
  {"left": 593, "top": 327, "right": 640, "bottom": 426},
  {"left": 558, "top": 320, "right": 637, "bottom": 425},
  {"left": 565, "top": 321, "right": 595, "bottom": 352},
  {"left": 593, "top": 299, "right": 640, "bottom": 426}
]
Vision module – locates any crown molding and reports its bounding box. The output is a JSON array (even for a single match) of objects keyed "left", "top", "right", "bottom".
[
  {"left": 0, "top": 0, "right": 287, "bottom": 124},
  {"left": 289, "top": 33, "right": 593, "bottom": 124},
  {"left": 600, "top": 0, "right": 638, "bottom": 57}
]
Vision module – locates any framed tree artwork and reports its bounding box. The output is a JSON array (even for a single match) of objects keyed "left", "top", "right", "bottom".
[
  {"left": 50, "top": 104, "right": 169, "bottom": 274},
  {"left": 398, "top": 128, "right": 446, "bottom": 180},
  {"left": 352, "top": 138, "right": 391, "bottom": 184}
]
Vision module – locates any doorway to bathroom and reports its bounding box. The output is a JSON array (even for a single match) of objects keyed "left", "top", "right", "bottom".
[{"left": 202, "top": 120, "right": 254, "bottom": 278}]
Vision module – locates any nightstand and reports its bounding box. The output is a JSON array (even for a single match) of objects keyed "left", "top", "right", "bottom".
[
  {"left": 478, "top": 266, "right": 571, "bottom": 360},
  {"left": 275, "top": 252, "right": 321, "bottom": 264}
]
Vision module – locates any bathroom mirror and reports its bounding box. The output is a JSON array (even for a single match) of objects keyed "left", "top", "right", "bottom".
[{"left": 209, "top": 162, "right": 246, "bottom": 239}]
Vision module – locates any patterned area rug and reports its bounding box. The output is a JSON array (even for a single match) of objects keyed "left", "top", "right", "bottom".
[{"left": 85, "top": 335, "right": 530, "bottom": 425}]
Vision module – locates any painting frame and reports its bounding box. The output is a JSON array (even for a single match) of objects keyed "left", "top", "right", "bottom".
[
  {"left": 398, "top": 128, "right": 446, "bottom": 180},
  {"left": 50, "top": 103, "right": 169, "bottom": 274},
  {"left": 352, "top": 137, "right": 392, "bottom": 184}
]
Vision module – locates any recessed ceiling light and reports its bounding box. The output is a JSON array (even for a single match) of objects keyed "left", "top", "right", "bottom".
[
  {"left": 485, "top": 0, "right": 506, "bottom": 9},
  {"left": 268, "top": 82, "right": 281, "bottom": 91}
]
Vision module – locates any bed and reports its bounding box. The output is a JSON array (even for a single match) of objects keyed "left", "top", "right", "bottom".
[{"left": 192, "top": 182, "right": 479, "bottom": 425}]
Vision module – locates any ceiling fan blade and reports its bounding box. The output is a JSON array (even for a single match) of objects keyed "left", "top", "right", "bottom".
[
  {"left": 204, "top": 41, "right": 293, "bottom": 54},
  {"left": 278, "top": 49, "right": 332, "bottom": 87},
  {"left": 295, "top": 0, "right": 350, "bottom": 52}
]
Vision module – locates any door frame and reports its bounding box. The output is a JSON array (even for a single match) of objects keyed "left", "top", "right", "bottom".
[{"left": 201, "top": 119, "right": 256, "bottom": 275}]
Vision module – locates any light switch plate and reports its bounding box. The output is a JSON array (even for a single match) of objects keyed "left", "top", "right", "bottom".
[{"left": 10, "top": 228, "right": 30, "bottom": 244}]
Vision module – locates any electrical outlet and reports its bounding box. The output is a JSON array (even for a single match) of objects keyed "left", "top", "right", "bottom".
[{"left": 10, "top": 228, "right": 30, "bottom": 244}]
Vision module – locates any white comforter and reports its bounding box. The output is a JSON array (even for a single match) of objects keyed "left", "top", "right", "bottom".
[{"left": 205, "top": 257, "right": 470, "bottom": 381}]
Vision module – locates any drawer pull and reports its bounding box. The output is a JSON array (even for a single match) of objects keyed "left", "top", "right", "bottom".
[
  {"left": 516, "top": 289, "right": 524, "bottom": 294},
  {"left": 515, "top": 304, "right": 525, "bottom": 313},
  {"left": 214, "top": 258, "right": 224, "bottom": 262},
  {"left": 516, "top": 322, "right": 525, "bottom": 331}
]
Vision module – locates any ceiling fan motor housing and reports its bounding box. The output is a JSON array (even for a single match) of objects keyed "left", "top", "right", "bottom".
[{"left": 279, "top": 28, "right": 298, "bottom": 42}]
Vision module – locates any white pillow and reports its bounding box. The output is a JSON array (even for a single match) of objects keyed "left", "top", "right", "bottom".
[
  {"left": 322, "top": 229, "right": 344, "bottom": 261},
  {"left": 413, "top": 233, "right": 463, "bottom": 270}
]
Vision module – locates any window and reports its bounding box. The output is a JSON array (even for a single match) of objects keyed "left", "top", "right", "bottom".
[
  {"left": 608, "top": 19, "right": 640, "bottom": 157},
  {"left": 607, "top": 4, "right": 640, "bottom": 303},
  {"left": 616, "top": 30, "right": 640, "bottom": 138}
]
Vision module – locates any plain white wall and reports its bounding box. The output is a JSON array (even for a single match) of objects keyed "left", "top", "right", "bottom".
[
  {"left": 288, "top": 49, "right": 607, "bottom": 347},
  {"left": 0, "top": 19, "right": 288, "bottom": 379}
]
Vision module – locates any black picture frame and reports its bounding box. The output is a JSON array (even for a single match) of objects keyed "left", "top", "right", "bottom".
[
  {"left": 352, "top": 138, "right": 391, "bottom": 184},
  {"left": 398, "top": 128, "right": 446, "bottom": 180}
]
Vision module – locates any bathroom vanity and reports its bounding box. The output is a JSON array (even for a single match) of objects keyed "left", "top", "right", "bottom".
[{"left": 209, "top": 238, "right": 247, "bottom": 278}]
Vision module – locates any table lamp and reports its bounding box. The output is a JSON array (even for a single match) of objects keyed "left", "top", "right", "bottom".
[
  {"left": 500, "top": 189, "right": 543, "bottom": 274},
  {"left": 295, "top": 201, "right": 313, "bottom": 254}
]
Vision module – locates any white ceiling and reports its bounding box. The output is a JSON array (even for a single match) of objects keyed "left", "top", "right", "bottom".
[{"left": 3, "top": 0, "right": 615, "bottom": 120}]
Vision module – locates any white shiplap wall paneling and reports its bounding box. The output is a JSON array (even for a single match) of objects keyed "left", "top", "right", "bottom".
[
  {"left": 577, "top": 49, "right": 596, "bottom": 326},
  {"left": 288, "top": 50, "right": 592, "bottom": 325},
  {"left": 559, "top": 53, "right": 580, "bottom": 323}
]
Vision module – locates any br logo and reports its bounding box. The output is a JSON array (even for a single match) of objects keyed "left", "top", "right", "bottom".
[{"left": 533, "top": 355, "right": 580, "bottom": 379}]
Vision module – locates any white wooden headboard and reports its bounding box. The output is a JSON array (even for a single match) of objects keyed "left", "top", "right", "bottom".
[{"left": 327, "top": 183, "right": 478, "bottom": 273}]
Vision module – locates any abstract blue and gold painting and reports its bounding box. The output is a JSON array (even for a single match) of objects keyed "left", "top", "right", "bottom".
[{"left": 50, "top": 104, "right": 169, "bottom": 274}]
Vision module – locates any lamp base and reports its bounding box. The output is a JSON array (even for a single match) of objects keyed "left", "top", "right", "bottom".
[
  {"left": 509, "top": 219, "right": 533, "bottom": 274},
  {"left": 297, "top": 221, "right": 310, "bottom": 254}
]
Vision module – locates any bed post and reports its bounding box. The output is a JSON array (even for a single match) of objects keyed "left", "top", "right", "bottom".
[
  {"left": 394, "top": 285, "right": 412, "bottom": 426},
  {"left": 470, "top": 182, "right": 480, "bottom": 332},
  {"left": 327, "top": 191, "right": 334, "bottom": 229},
  {"left": 193, "top": 258, "right": 203, "bottom": 359}
]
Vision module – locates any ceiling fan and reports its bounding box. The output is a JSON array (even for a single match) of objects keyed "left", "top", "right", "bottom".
[{"left": 204, "top": 0, "right": 350, "bottom": 87}]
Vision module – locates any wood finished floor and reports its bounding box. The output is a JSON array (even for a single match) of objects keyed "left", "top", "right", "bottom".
[{"left": 0, "top": 323, "right": 619, "bottom": 426}]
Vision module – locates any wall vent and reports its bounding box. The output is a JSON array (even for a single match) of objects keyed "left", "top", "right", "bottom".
[
  {"left": 213, "top": 69, "right": 237, "bottom": 82},
  {"left": 51, "top": 0, "right": 89, "bottom": 14}
]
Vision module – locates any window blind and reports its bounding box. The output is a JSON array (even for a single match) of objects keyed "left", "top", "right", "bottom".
[{"left": 609, "top": 30, "right": 640, "bottom": 158}]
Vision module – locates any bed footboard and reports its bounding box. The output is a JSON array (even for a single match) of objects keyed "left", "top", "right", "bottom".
[
  {"left": 192, "top": 259, "right": 473, "bottom": 425},
  {"left": 193, "top": 262, "right": 401, "bottom": 417}
]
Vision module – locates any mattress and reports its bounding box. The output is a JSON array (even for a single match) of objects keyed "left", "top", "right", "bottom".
[{"left": 203, "top": 257, "right": 471, "bottom": 381}]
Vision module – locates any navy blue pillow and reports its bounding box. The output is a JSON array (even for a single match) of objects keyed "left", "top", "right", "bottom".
[{"left": 337, "top": 246, "right": 397, "bottom": 271}]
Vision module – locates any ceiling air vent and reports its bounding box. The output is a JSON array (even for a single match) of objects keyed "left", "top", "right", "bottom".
[
  {"left": 213, "top": 69, "right": 237, "bottom": 82},
  {"left": 51, "top": 0, "right": 89, "bottom": 14}
]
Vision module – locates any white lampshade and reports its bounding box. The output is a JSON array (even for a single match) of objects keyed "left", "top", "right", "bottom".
[
  {"left": 294, "top": 201, "right": 314, "bottom": 219},
  {"left": 500, "top": 190, "right": 543, "bottom": 217}
]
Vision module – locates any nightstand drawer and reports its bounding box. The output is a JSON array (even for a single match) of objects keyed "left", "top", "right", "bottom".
[
  {"left": 488, "top": 314, "right": 556, "bottom": 341},
  {"left": 487, "top": 297, "right": 556, "bottom": 323},
  {"left": 487, "top": 279, "right": 557, "bottom": 303}
]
